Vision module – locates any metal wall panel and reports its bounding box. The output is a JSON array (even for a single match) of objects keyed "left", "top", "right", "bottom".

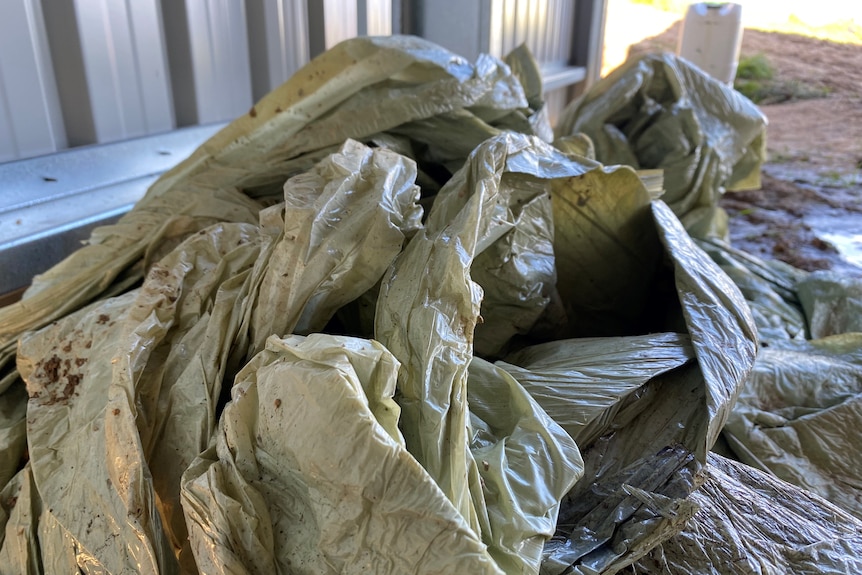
[
  {"left": 0, "top": 0, "right": 66, "bottom": 162},
  {"left": 0, "top": 123, "right": 224, "bottom": 295},
  {"left": 42, "top": 0, "right": 174, "bottom": 146},
  {"left": 309, "top": 0, "right": 392, "bottom": 57},
  {"left": 489, "top": 0, "right": 574, "bottom": 66},
  {"left": 365, "top": 0, "right": 392, "bottom": 36},
  {"left": 324, "top": 0, "right": 359, "bottom": 48},
  {"left": 1, "top": 0, "right": 603, "bottom": 162},
  {"left": 408, "top": 0, "right": 492, "bottom": 62},
  {"left": 162, "top": 0, "right": 254, "bottom": 126},
  {"left": 488, "top": 0, "right": 595, "bottom": 120},
  {"left": 246, "top": 0, "right": 310, "bottom": 100}
]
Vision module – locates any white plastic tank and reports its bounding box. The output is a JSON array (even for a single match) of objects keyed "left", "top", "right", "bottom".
[{"left": 677, "top": 3, "right": 744, "bottom": 85}]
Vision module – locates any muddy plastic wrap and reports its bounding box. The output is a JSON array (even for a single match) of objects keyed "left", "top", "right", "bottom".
[
  {"left": 632, "top": 453, "right": 862, "bottom": 574},
  {"left": 0, "top": 185, "right": 262, "bottom": 395},
  {"left": 107, "top": 222, "right": 263, "bottom": 567},
  {"left": 181, "top": 334, "right": 505, "bottom": 575},
  {"left": 16, "top": 292, "right": 177, "bottom": 573},
  {"left": 556, "top": 52, "right": 767, "bottom": 240}
]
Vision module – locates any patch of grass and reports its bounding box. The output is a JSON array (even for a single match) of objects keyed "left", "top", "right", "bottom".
[
  {"left": 736, "top": 54, "right": 774, "bottom": 81},
  {"left": 734, "top": 53, "right": 830, "bottom": 104}
]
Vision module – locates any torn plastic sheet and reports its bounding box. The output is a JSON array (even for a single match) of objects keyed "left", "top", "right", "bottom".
[
  {"left": 180, "top": 334, "right": 504, "bottom": 575},
  {"left": 556, "top": 52, "right": 767, "bottom": 240},
  {"left": 632, "top": 453, "right": 862, "bottom": 574}
]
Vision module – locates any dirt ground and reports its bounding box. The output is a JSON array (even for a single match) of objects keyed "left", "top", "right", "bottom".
[{"left": 606, "top": 7, "right": 862, "bottom": 277}]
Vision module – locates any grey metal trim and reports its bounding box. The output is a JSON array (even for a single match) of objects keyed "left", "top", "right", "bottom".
[
  {"left": 0, "top": 122, "right": 225, "bottom": 294},
  {"left": 541, "top": 65, "right": 587, "bottom": 92}
]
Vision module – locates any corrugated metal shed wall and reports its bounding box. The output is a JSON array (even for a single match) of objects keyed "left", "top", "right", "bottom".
[{"left": 0, "top": 0, "right": 605, "bottom": 162}]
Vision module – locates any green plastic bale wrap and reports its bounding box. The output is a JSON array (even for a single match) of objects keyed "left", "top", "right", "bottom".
[{"left": 556, "top": 52, "right": 767, "bottom": 240}]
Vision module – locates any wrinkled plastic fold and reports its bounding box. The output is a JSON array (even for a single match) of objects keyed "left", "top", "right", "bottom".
[
  {"left": 556, "top": 52, "right": 767, "bottom": 239},
  {"left": 181, "top": 334, "right": 504, "bottom": 575},
  {"left": 632, "top": 454, "right": 862, "bottom": 574},
  {"left": 701, "top": 240, "right": 862, "bottom": 519}
]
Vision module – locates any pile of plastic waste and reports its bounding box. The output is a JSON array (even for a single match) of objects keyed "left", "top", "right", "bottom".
[{"left": 0, "top": 37, "right": 859, "bottom": 574}]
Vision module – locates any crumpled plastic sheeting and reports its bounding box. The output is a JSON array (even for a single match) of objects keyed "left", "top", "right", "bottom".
[
  {"left": 0, "top": 35, "right": 528, "bottom": 391},
  {"left": 108, "top": 222, "right": 262, "bottom": 564},
  {"left": 699, "top": 240, "right": 862, "bottom": 518},
  {"left": 500, "top": 333, "right": 695, "bottom": 447},
  {"left": 181, "top": 334, "right": 505, "bottom": 575},
  {"left": 375, "top": 132, "right": 588, "bottom": 530},
  {"left": 542, "top": 445, "right": 700, "bottom": 575},
  {"left": 0, "top": 465, "right": 41, "bottom": 574},
  {"left": 14, "top": 139, "right": 424, "bottom": 571},
  {"left": 466, "top": 358, "right": 583, "bottom": 573},
  {"left": 697, "top": 238, "right": 808, "bottom": 342},
  {"left": 0, "top": 187, "right": 261, "bottom": 395},
  {"left": 797, "top": 270, "right": 862, "bottom": 338},
  {"left": 551, "top": 170, "right": 756, "bottom": 459},
  {"left": 246, "top": 139, "right": 423, "bottom": 355},
  {"left": 548, "top": 158, "right": 664, "bottom": 340},
  {"left": 632, "top": 453, "right": 862, "bottom": 574},
  {"left": 504, "top": 185, "right": 755, "bottom": 572},
  {"left": 723, "top": 334, "right": 862, "bottom": 518},
  {"left": 16, "top": 292, "right": 177, "bottom": 574},
  {"left": 0, "top": 383, "right": 26, "bottom": 490},
  {"left": 651, "top": 202, "right": 758, "bottom": 458},
  {"left": 556, "top": 52, "right": 767, "bottom": 240}
]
